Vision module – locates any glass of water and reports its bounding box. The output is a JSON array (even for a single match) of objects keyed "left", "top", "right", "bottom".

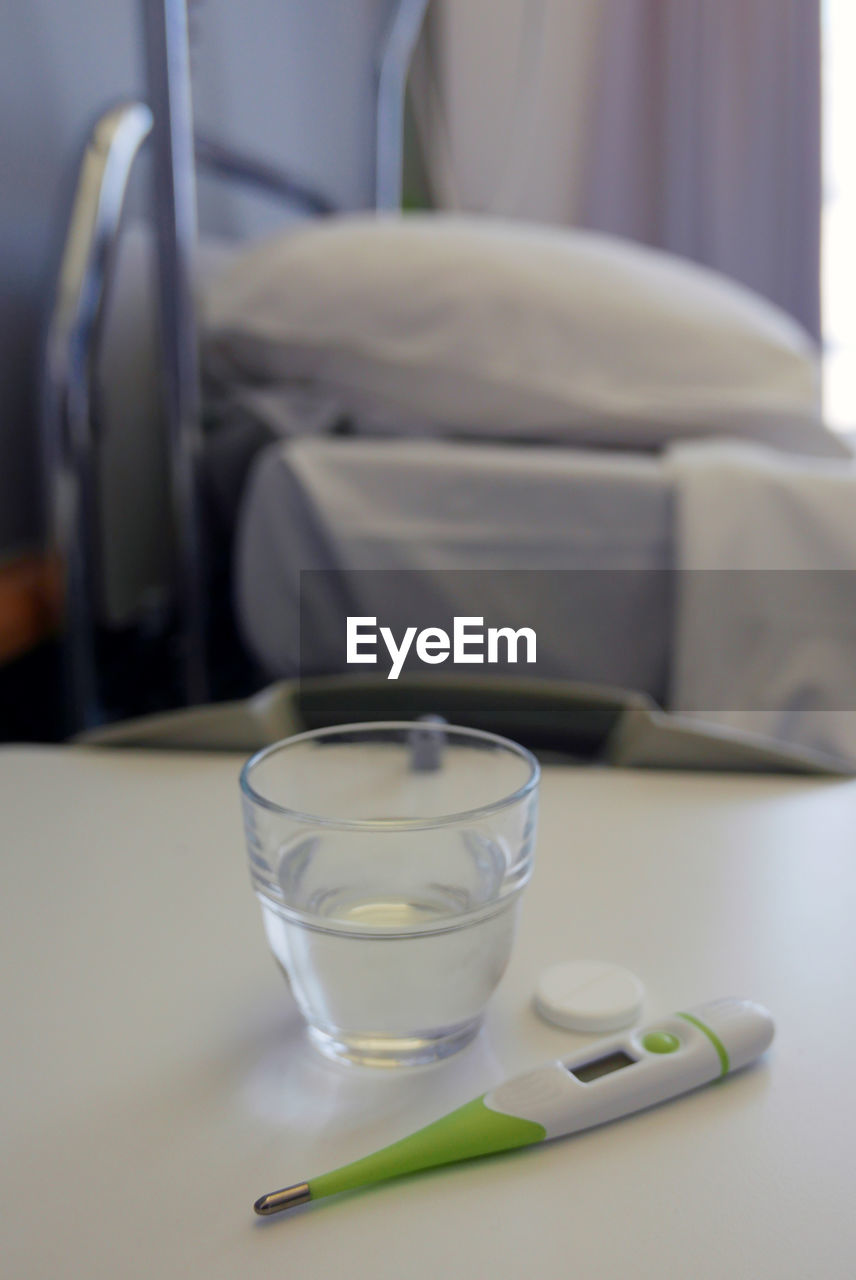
[{"left": 240, "top": 721, "right": 539, "bottom": 1067}]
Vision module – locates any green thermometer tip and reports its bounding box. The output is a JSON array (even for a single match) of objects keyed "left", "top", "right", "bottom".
[{"left": 253, "top": 1095, "right": 545, "bottom": 1216}]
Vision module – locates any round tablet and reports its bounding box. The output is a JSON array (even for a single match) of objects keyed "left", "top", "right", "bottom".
[{"left": 534, "top": 960, "right": 644, "bottom": 1033}]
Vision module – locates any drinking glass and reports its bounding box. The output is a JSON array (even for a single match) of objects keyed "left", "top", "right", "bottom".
[{"left": 240, "top": 721, "right": 539, "bottom": 1066}]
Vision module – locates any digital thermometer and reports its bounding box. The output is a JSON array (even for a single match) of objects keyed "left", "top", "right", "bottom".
[{"left": 254, "top": 997, "right": 774, "bottom": 1217}]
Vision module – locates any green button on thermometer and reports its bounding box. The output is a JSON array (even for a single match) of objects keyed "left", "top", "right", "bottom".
[
  {"left": 254, "top": 997, "right": 774, "bottom": 1217},
  {"left": 642, "top": 1030, "right": 681, "bottom": 1054}
]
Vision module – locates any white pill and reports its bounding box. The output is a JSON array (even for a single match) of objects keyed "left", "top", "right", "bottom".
[{"left": 534, "top": 960, "right": 644, "bottom": 1033}]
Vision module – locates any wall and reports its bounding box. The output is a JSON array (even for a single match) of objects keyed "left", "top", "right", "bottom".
[{"left": 0, "top": 0, "right": 394, "bottom": 556}]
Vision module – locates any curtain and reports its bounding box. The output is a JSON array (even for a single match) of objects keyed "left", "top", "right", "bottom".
[{"left": 411, "top": 0, "right": 822, "bottom": 338}]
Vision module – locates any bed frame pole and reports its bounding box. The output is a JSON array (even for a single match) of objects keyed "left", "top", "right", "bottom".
[
  {"left": 376, "top": 0, "right": 430, "bottom": 210},
  {"left": 42, "top": 103, "right": 154, "bottom": 732},
  {"left": 141, "top": 0, "right": 209, "bottom": 706}
]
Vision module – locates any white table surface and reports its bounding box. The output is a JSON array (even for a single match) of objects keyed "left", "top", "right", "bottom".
[{"left": 2, "top": 746, "right": 855, "bottom": 1279}]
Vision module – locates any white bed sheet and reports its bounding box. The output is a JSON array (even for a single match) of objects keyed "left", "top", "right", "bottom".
[
  {"left": 235, "top": 437, "right": 674, "bottom": 696},
  {"left": 667, "top": 440, "right": 856, "bottom": 761}
]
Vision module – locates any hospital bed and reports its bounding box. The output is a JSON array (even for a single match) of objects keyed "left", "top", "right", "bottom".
[{"left": 43, "top": 0, "right": 856, "bottom": 768}]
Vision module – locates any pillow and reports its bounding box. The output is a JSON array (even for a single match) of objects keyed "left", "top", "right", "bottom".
[{"left": 201, "top": 213, "right": 846, "bottom": 458}]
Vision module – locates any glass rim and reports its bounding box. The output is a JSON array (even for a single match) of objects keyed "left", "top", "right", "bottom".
[{"left": 239, "top": 720, "right": 541, "bottom": 831}]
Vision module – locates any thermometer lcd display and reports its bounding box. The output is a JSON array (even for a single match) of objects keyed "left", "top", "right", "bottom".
[{"left": 569, "top": 1050, "right": 636, "bottom": 1083}]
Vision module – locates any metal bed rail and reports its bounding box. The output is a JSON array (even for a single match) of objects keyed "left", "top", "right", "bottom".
[
  {"left": 376, "top": 0, "right": 430, "bottom": 210},
  {"left": 42, "top": 102, "right": 154, "bottom": 731},
  {"left": 43, "top": 0, "right": 427, "bottom": 731}
]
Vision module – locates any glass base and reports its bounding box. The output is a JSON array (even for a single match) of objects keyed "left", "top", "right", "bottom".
[{"left": 307, "top": 1017, "right": 482, "bottom": 1067}]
